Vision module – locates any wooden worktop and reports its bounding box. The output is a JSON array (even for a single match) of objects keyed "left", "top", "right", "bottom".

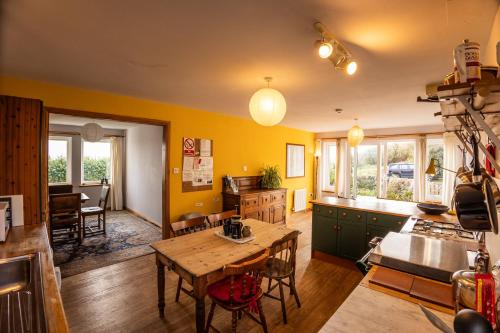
[
  {"left": 0, "top": 225, "right": 69, "bottom": 333},
  {"left": 319, "top": 281, "right": 454, "bottom": 332},
  {"left": 311, "top": 197, "right": 458, "bottom": 223}
]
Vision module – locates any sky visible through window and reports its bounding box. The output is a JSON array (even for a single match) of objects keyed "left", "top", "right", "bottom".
[
  {"left": 83, "top": 141, "right": 110, "bottom": 158},
  {"left": 48, "top": 140, "right": 67, "bottom": 159}
]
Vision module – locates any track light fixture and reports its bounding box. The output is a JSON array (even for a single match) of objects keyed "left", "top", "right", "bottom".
[{"left": 313, "top": 21, "right": 357, "bottom": 75}]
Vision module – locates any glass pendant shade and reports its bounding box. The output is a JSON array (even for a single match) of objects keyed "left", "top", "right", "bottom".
[
  {"left": 249, "top": 87, "right": 286, "bottom": 126},
  {"left": 81, "top": 123, "right": 104, "bottom": 142},
  {"left": 347, "top": 124, "right": 364, "bottom": 147}
]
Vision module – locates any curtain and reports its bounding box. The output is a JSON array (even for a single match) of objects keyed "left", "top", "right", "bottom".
[
  {"left": 414, "top": 136, "right": 426, "bottom": 202},
  {"left": 110, "top": 136, "right": 123, "bottom": 210},
  {"left": 442, "top": 133, "right": 462, "bottom": 208},
  {"left": 337, "top": 139, "right": 352, "bottom": 198}
]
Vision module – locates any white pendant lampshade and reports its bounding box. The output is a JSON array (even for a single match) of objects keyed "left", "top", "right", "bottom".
[
  {"left": 249, "top": 77, "right": 286, "bottom": 126},
  {"left": 81, "top": 123, "right": 104, "bottom": 142},
  {"left": 347, "top": 119, "right": 364, "bottom": 147}
]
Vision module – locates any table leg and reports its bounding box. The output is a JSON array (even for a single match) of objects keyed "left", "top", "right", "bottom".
[
  {"left": 193, "top": 277, "right": 207, "bottom": 333},
  {"left": 156, "top": 258, "right": 165, "bottom": 318},
  {"left": 195, "top": 296, "right": 205, "bottom": 333}
]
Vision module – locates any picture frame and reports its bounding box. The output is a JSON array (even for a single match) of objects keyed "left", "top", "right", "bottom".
[{"left": 286, "top": 143, "right": 305, "bottom": 178}]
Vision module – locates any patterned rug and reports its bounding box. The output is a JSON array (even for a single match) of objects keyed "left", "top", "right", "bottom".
[{"left": 53, "top": 210, "right": 162, "bottom": 278}]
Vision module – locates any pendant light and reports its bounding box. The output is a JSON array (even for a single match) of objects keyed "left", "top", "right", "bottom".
[
  {"left": 347, "top": 119, "right": 364, "bottom": 147},
  {"left": 249, "top": 77, "right": 287, "bottom": 126},
  {"left": 81, "top": 123, "right": 104, "bottom": 142}
]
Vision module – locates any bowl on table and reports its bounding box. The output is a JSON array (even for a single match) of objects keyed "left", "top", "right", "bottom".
[{"left": 417, "top": 203, "right": 449, "bottom": 215}]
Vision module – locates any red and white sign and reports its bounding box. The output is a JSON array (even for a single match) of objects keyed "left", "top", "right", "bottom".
[{"left": 183, "top": 137, "right": 195, "bottom": 156}]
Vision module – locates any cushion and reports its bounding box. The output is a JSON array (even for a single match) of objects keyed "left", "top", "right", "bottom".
[
  {"left": 207, "top": 275, "right": 262, "bottom": 306},
  {"left": 82, "top": 207, "right": 103, "bottom": 214}
]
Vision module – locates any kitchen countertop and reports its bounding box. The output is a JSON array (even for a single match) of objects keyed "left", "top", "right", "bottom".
[
  {"left": 319, "top": 280, "right": 454, "bottom": 333},
  {"left": 311, "top": 196, "right": 458, "bottom": 223},
  {"left": 0, "top": 224, "right": 69, "bottom": 333}
]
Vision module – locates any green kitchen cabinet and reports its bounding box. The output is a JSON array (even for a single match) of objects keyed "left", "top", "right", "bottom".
[
  {"left": 312, "top": 214, "right": 338, "bottom": 256},
  {"left": 337, "top": 219, "right": 367, "bottom": 260}
]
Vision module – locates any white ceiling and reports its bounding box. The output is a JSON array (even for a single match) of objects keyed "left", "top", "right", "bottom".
[
  {"left": 1, "top": 0, "right": 498, "bottom": 133},
  {"left": 49, "top": 114, "right": 140, "bottom": 130}
]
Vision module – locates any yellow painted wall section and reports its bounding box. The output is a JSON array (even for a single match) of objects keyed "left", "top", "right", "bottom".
[{"left": 0, "top": 76, "right": 315, "bottom": 220}]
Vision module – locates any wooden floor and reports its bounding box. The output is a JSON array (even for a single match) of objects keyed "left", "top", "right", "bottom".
[{"left": 61, "top": 212, "right": 363, "bottom": 333}]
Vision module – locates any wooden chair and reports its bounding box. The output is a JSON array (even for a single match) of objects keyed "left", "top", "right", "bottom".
[
  {"left": 81, "top": 185, "right": 110, "bottom": 237},
  {"left": 206, "top": 210, "right": 237, "bottom": 227},
  {"left": 170, "top": 216, "right": 208, "bottom": 302},
  {"left": 205, "top": 249, "right": 270, "bottom": 333},
  {"left": 49, "top": 193, "right": 82, "bottom": 245},
  {"left": 263, "top": 230, "right": 301, "bottom": 324}
]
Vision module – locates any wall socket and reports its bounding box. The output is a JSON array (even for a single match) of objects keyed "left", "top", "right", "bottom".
[
  {"left": 194, "top": 202, "right": 203, "bottom": 207},
  {"left": 173, "top": 167, "right": 180, "bottom": 174}
]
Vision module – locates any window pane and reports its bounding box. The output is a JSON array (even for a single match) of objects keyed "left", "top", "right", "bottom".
[
  {"left": 354, "top": 144, "right": 378, "bottom": 198},
  {"left": 425, "top": 138, "right": 444, "bottom": 202},
  {"left": 82, "top": 141, "right": 111, "bottom": 183},
  {"left": 383, "top": 141, "right": 415, "bottom": 201},
  {"left": 48, "top": 138, "right": 70, "bottom": 184},
  {"left": 322, "top": 142, "right": 336, "bottom": 191}
]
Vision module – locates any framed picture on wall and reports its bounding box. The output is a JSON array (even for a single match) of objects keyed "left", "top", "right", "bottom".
[{"left": 286, "top": 143, "right": 305, "bottom": 178}]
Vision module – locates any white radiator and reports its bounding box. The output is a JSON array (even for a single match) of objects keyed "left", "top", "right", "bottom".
[{"left": 293, "top": 188, "right": 307, "bottom": 212}]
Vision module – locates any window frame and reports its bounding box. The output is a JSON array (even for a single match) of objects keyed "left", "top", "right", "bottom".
[
  {"left": 351, "top": 140, "right": 380, "bottom": 199},
  {"left": 81, "top": 139, "right": 112, "bottom": 185},
  {"left": 48, "top": 135, "right": 72, "bottom": 185},
  {"left": 321, "top": 140, "right": 337, "bottom": 193}
]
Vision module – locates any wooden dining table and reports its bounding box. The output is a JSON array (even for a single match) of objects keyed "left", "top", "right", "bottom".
[{"left": 150, "top": 219, "right": 298, "bottom": 333}]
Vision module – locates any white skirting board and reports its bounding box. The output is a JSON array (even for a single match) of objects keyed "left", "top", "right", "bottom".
[{"left": 293, "top": 188, "right": 307, "bottom": 212}]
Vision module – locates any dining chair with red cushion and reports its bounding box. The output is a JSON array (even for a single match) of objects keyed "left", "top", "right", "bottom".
[{"left": 205, "top": 249, "right": 270, "bottom": 333}]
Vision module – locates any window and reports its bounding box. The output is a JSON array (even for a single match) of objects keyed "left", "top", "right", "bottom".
[
  {"left": 425, "top": 138, "right": 444, "bottom": 202},
  {"left": 380, "top": 140, "right": 416, "bottom": 202},
  {"left": 352, "top": 143, "right": 378, "bottom": 198},
  {"left": 321, "top": 141, "right": 337, "bottom": 192},
  {"left": 48, "top": 136, "right": 71, "bottom": 184},
  {"left": 82, "top": 140, "right": 111, "bottom": 184}
]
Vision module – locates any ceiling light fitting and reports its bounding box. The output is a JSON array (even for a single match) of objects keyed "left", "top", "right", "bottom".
[
  {"left": 347, "top": 118, "right": 364, "bottom": 147},
  {"left": 314, "top": 22, "right": 357, "bottom": 75},
  {"left": 249, "top": 77, "right": 287, "bottom": 126}
]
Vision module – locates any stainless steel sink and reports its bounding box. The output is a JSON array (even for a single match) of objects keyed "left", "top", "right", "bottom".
[{"left": 0, "top": 253, "right": 47, "bottom": 332}]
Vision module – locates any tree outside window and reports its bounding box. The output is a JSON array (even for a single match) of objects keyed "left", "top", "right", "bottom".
[
  {"left": 48, "top": 137, "right": 71, "bottom": 184},
  {"left": 82, "top": 141, "right": 111, "bottom": 183}
]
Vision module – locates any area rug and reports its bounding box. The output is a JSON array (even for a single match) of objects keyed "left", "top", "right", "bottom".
[{"left": 53, "top": 210, "right": 162, "bottom": 278}]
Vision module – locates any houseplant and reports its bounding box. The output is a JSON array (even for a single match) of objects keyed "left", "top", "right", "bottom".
[{"left": 261, "top": 165, "right": 282, "bottom": 189}]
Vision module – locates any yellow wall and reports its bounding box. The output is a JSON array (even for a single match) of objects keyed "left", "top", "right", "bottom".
[{"left": 0, "top": 76, "right": 315, "bottom": 221}]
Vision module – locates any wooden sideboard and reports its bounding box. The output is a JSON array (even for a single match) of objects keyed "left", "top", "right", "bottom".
[{"left": 222, "top": 176, "right": 287, "bottom": 224}]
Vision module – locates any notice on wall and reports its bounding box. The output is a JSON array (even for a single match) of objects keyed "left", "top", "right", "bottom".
[{"left": 182, "top": 137, "right": 213, "bottom": 192}]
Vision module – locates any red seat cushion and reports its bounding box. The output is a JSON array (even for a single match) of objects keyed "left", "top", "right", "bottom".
[{"left": 207, "top": 275, "right": 261, "bottom": 306}]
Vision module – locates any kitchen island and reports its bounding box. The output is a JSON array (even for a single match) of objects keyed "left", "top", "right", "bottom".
[
  {"left": 310, "top": 197, "right": 457, "bottom": 261},
  {"left": 0, "top": 224, "right": 69, "bottom": 333}
]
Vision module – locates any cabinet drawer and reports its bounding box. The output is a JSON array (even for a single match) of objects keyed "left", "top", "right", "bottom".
[
  {"left": 313, "top": 205, "right": 337, "bottom": 218},
  {"left": 270, "top": 191, "right": 286, "bottom": 203},
  {"left": 338, "top": 208, "right": 366, "bottom": 222},
  {"left": 242, "top": 195, "right": 259, "bottom": 209},
  {"left": 366, "top": 212, "right": 406, "bottom": 231},
  {"left": 260, "top": 194, "right": 271, "bottom": 206}
]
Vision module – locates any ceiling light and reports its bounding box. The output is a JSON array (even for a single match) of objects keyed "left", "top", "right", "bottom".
[
  {"left": 81, "top": 123, "right": 104, "bottom": 142},
  {"left": 249, "top": 77, "right": 286, "bottom": 126},
  {"left": 346, "top": 61, "right": 357, "bottom": 75},
  {"left": 347, "top": 119, "right": 364, "bottom": 147},
  {"left": 318, "top": 41, "right": 333, "bottom": 58}
]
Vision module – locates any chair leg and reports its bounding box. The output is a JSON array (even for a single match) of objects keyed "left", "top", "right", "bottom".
[
  {"left": 237, "top": 310, "right": 242, "bottom": 320},
  {"left": 82, "top": 215, "right": 86, "bottom": 238},
  {"left": 175, "top": 276, "right": 183, "bottom": 302},
  {"left": 290, "top": 275, "right": 301, "bottom": 308},
  {"left": 205, "top": 302, "right": 216, "bottom": 333},
  {"left": 231, "top": 310, "right": 238, "bottom": 333},
  {"left": 257, "top": 299, "right": 268, "bottom": 333},
  {"left": 267, "top": 277, "right": 272, "bottom": 292},
  {"left": 278, "top": 280, "right": 287, "bottom": 324},
  {"left": 103, "top": 213, "right": 107, "bottom": 235}
]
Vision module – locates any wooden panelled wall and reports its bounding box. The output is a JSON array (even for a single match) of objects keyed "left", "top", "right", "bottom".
[{"left": 0, "top": 95, "right": 46, "bottom": 225}]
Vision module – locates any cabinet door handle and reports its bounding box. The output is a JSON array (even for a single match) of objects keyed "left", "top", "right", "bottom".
[
  {"left": 337, "top": 225, "right": 341, "bottom": 231},
  {"left": 397, "top": 222, "right": 402, "bottom": 225},
  {"left": 328, "top": 210, "right": 332, "bottom": 214},
  {"left": 357, "top": 214, "right": 361, "bottom": 219},
  {"left": 366, "top": 232, "right": 370, "bottom": 236},
  {"left": 341, "top": 212, "right": 347, "bottom": 217},
  {"left": 372, "top": 217, "right": 377, "bottom": 221},
  {"left": 316, "top": 207, "right": 320, "bottom": 212}
]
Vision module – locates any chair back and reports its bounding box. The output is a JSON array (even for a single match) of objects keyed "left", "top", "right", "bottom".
[
  {"left": 223, "top": 249, "right": 270, "bottom": 305},
  {"left": 267, "top": 230, "right": 300, "bottom": 278},
  {"left": 49, "top": 193, "right": 81, "bottom": 221},
  {"left": 206, "top": 210, "right": 237, "bottom": 227},
  {"left": 98, "top": 185, "right": 110, "bottom": 209},
  {"left": 49, "top": 184, "right": 73, "bottom": 195},
  {"left": 170, "top": 216, "right": 207, "bottom": 237}
]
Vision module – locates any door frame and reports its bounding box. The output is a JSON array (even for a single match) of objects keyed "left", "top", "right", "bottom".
[{"left": 44, "top": 107, "right": 171, "bottom": 239}]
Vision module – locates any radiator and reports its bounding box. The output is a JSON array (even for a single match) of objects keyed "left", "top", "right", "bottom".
[{"left": 293, "top": 188, "right": 307, "bottom": 212}]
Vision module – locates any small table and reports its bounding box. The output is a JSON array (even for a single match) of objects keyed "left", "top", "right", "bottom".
[
  {"left": 151, "top": 219, "right": 298, "bottom": 333},
  {"left": 80, "top": 193, "right": 89, "bottom": 203}
]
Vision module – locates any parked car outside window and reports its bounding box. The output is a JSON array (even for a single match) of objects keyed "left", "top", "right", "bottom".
[{"left": 387, "top": 163, "right": 414, "bottom": 179}]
